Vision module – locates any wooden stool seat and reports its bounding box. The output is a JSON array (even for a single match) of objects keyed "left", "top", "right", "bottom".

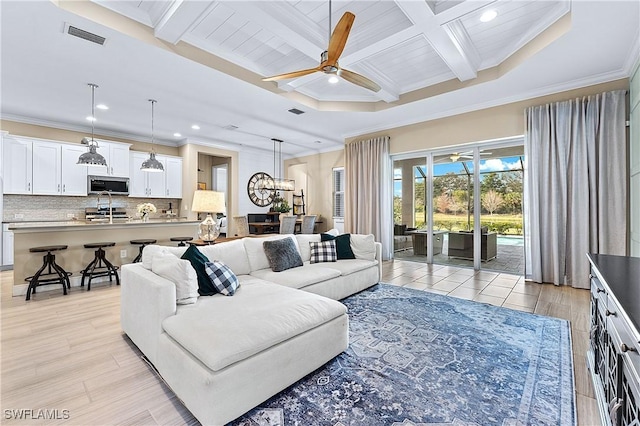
[
  {"left": 25, "top": 245, "right": 71, "bottom": 301},
  {"left": 170, "top": 236, "right": 193, "bottom": 246},
  {"left": 130, "top": 239, "right": 157, "bottom": 263},
  {"left": 84, "top": 242, "right": 116, "bottom": 249},
  {"left": 29, "top": 245, "right": 68, "bottom": 253},
  {"left": 81, "top": 242, "right": 119, "bottom": 291}
]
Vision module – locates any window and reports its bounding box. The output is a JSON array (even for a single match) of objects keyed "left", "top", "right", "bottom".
[{"left": 333, "top": 167, "right": 344, "bottom": 218}]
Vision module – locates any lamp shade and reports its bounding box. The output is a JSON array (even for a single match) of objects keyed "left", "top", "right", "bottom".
[{"left": 191, "top": 190, "right": 226, "bottom": 214}]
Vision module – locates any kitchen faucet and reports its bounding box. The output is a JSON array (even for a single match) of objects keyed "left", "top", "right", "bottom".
[{"left": 96, "top": 191, "right": 113, "bottom": 224}]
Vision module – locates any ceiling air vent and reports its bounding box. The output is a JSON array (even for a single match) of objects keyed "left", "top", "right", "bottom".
[
  {"left": 65, "top": 24, "right": 106, "bottom": 45},
  {"left": 288, "top": 108, "right": 305, "bottom": 115},
  {"left": 223, "top": 124, "right": 238, "bottom": 131}
]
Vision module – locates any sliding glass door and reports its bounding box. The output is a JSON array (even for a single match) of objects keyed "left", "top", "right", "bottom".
[{"left": 392, "top": 140, "right": 524, "bottom": 274}]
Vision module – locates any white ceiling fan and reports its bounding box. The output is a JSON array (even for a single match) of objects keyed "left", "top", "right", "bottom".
[
  {"left": 262, "top": 0, "right": 381, "bottom": 92},
  {"left": 435, "top": 151, "right": 493, "bottom": 163}
]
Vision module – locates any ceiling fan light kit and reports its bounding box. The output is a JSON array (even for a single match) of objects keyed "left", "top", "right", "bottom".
[{"left": 262, "top": 3, "right": 381, "bottom": 93}]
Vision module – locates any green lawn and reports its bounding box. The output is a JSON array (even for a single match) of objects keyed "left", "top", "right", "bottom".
[{"left": 414, "top": 212, "right": 523, "bottom": 235}]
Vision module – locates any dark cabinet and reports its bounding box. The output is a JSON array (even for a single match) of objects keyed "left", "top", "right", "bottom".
[{"left": 587, "top": 254, "right": 640, "bottom": 426}]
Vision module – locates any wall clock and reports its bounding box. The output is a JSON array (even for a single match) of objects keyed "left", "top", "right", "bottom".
[{"left": 247, "top": 172, "right": 275, "bottom": 207}]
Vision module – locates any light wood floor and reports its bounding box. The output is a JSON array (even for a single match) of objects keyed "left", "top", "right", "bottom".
[{"left": 1, "top": 260, "right": 601, "bottom": 425}]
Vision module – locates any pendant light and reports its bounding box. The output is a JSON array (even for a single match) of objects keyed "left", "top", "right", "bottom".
[
  {"left": 141, "top": 99, "right": 164, "bottom": 172},
  {"left": 77, "top": 83, "right": 108, "bottom": 167},
  {"left": 263, "top": 138, "right": 295, "bottom": 191}
]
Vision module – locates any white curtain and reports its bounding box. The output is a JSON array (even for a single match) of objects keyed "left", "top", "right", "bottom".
[
  {"left": 524, "top": 90, "right": 627, "bottom": 288},
  {"left": 345, "top": 136, "right": 393, "bottom": 260}
]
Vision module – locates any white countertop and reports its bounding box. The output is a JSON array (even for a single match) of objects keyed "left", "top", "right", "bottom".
[{"left": 8, "top": 219, "right": 199, "bottom": 232}]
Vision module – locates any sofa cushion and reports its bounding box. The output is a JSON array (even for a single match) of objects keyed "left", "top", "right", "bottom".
[
  {"left": 310, "top": 240, "right": 337, "bottom": 263},
  {"left": 180, "top": 245, "right": 213, "bottom": 295},
  {"left": 250, "top": 265, "right": 341, "bottom": 290},
  {"left": 294, "top": 234, "right": 321, "bottom": 262},
  {"left": 263, "top": 237, "right": 303, "bottom": 272},
  {"left": 151, "top": 252, "right": 198, "bottom": 305},
  {"left": 309, "top": 258, "right": 378, "bottom": 276},
  {"left": 321, "top": 233, "right": 355, "bottom": 259},
  {"left": 204, "top": 261, "right": 239, "bottom": 296},
  {"left": 350, "top": 234, "right": 376, "bottom": 261},
  {"left": 199, "top": 239, "right": 251, "bottom": 276},
  {"left": 162, "top": 281, "right": 346, "bottom": 372},
  {"left": 243, "top": 235, "right": 300, "bottom": 272}
]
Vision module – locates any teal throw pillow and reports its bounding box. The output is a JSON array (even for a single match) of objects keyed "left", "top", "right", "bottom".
[
  {"left": 320, "top": 233, "right": 355, "bottom": 260},
  {"left": 180, "top": 245, "right": 214, "bottom": 296}
]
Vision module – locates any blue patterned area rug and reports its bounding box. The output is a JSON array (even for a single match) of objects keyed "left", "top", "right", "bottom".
[{"left": 232, "top": 284, "right": 576, "bottom": 426}]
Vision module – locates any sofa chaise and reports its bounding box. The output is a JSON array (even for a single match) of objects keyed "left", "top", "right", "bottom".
[{"left": 120, "top": 232, "right": 381, "bottom": 425}]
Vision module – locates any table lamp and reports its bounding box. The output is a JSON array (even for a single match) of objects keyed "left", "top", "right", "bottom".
[{"left": 191, "top": 190, "right": 226, "bottom": 243}]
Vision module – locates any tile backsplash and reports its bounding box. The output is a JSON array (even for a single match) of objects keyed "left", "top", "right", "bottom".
[{"left": 3, "top": 195, "right": 182, "bottom": 222}]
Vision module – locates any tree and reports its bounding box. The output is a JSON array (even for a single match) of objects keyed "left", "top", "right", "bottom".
[
  {"left": 435, "top": 194, "right": 450, "bottom": 213},
  {"left": 481, "top": 190, "right": 504, "bottom": 215},
  {"left": 393, "top": 196, "right": 402, "bottom": 224},
  {"left": 481, "top": 172, "right": 506, "bottom": 193}
]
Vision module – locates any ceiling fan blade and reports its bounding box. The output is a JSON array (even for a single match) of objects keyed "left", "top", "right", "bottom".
[
  {"left": 262, "top": 67, "right": 320, "bottom": 82},
  {"left": 326, "top": 12, "right": 355, "bottom": 65},
  {"left": 338, "top": 68, "right": 381, "bottom": 92}
]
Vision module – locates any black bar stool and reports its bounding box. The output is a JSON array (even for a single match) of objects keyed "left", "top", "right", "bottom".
[
  {"left": 25, "top": 245, "right": 72, "bottom": 301},
  {"left": 130, "top": 239, "right": 157, "bottom": 263},
  {"left": 80, "top": 242, "right": 120, "bottom": 291},
  {"left": 170, "top": 236, "right": 193, "bottom": 246}
]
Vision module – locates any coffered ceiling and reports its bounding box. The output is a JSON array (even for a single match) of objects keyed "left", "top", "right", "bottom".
[{"left": 0, "top": 1, "right": 638, "bottom": 157}]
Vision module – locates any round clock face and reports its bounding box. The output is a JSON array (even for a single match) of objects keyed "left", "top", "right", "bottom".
[{"left": 247, "top": 172, "right": 275, "bottom": 207}]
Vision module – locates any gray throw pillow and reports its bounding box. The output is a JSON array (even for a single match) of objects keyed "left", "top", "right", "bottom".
[{"left": 263, "top": 237, "right": 303, "bottom": 272}]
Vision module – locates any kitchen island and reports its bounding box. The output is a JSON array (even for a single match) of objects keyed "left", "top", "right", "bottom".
[{"left": 9, "top": 219, "right": 199, "bottom": 297}]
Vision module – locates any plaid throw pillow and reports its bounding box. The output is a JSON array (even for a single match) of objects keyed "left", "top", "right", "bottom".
[
  {"left": 204, "top": 260, "right": 239, "bottom": 296},
  {"left": 310, "top": 240, "right": 337, "bottom": 263}
]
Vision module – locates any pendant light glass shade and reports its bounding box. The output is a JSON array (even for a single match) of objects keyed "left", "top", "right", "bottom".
[
  {"left": 141, "top": 99, "right": 164, "bottom": 173},
  {"left": 78, "top": 83, "right": 107, "bottom": 167},
  {"left": 262, "top": 138, "right": 294, "bottom": 191}
]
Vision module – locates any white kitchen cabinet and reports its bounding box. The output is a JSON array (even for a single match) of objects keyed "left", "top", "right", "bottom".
[
  {"left": 91, "top": 141, "right": 131, "bottom": 177},
  {"left": 4, "top": 136, "right": 89, "bottom": 196},
  {"left": 165, "top": 156, "right": 182, "bottom": 198},
  {"left": 32, "top": 140, "right": 61, "bottom": 195},
  {"left": 3, "top": 136, "right": 33, "bottom": 194},
  {"left": 61, "top": 144, "right": 88, "bottom": 196},
  {"left": 129, "top": 151, "right": 182, "bottom": 198}
]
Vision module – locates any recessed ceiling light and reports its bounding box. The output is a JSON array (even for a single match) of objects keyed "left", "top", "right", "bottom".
[
  {"left": 173, "top": 133, "right": 182, "bottom": 137},
  {"left": 96, "top": 104, "right": 109, "bottom": 110},
  {"left": 480, "top": 10, "right": 497, "bottom": 22},
  {"left": 191, "top": 124, "right": 200, "bottom": 130},
  {"left": 86, "top": 115, "right": 96, "bottom": 122},
  {"left": 328, "top": 75, "right": 339, "bottom": 84}
]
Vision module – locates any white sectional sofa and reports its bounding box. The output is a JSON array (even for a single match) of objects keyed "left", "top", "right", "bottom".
[{"left": 120, "top": 232, "right": 381, "bottom": 425}]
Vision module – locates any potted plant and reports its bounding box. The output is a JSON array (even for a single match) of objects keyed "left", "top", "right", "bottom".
[{"left": 271, "top": 196, "right": 291, "bottom": 213}]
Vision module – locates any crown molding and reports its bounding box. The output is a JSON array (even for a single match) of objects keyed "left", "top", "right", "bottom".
[
  {"left": 623, "top": 28, "right": 640, "bottom": 76},
  {"left": 342, "top": 68, "right": 629, "bottom": 140},
  {"left": 0, "top": 113, "right": 177, "bottom": 147}
]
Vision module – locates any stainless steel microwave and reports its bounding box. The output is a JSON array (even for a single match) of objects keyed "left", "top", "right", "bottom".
[{"left": 88, "top": 176, "right": 129, "bottom": 195}]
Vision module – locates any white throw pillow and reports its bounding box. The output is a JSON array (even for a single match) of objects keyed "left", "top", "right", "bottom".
[
  {"left": 350, "top": 234, "right": 376, "bottom": 260},
  {"left": 324, "top": 228, "right": 340, "bottom": 236},
  {"left": 141, "top": 244, "right": 187, "bottom": 270},
  {"left": 151, "top": 252, "right": 199, "bottom": 304}
]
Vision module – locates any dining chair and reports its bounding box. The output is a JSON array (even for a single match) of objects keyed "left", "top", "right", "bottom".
[
  {"left": 233, "top": 216, "right": 250, "bottom": 237},
  {"left": 279, "top": 216, "right": 297, "bottom": 234},
  {"left": 300, "top": 215, "right": 317, "bottom": 234}
]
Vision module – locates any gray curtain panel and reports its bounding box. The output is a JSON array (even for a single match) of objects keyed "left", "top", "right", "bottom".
[
  {"left": 345, "top": 135, "right": 393, "bottom": 260},
  {"left": 524, "top": 90, "right": 627, "bottom": 288}
]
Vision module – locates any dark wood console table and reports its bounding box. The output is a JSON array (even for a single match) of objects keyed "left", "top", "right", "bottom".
[{"left": 587, "top": 253, "right": 640, "bottom": 426}]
